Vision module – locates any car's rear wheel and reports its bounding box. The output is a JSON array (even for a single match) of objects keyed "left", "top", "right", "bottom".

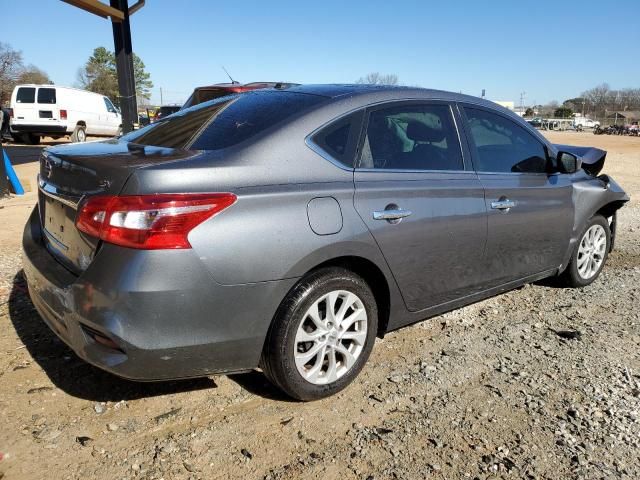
[
  {"left": 71, "top": 125, "right": 86, "bottom": 143},
  {"left": 560, "top": 215, "right": 610, "bottom": 287},
  {"left": 20, "top": 133, "right": 41, "bottom": 145},
  {"left": 262, "top": 267, "right": 378, "bottom": 401}
]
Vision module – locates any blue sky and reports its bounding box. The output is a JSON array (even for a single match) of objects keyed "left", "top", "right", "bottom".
[{"left": 4, "top": 0, "right": 639, "bottom": 105}]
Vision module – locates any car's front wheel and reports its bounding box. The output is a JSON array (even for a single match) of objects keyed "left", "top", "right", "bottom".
[
  {"left": 560, "top": 215, "right": 610, "bottom": 287},
  {"left": 262, "top": 267, "right": 378, "bottom": 401}
]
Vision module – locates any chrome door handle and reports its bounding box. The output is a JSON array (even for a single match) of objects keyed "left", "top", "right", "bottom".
[
  {"left": 373, "top": 209, "right": 413, "bottom": 221},
  {"left": 491, "top": 199, "right": 516, "bottom": 210}
]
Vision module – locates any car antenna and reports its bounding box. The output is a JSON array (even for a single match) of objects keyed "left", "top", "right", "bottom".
[{"left": 222, "top": 66, "right": 239, "bottom": 85}]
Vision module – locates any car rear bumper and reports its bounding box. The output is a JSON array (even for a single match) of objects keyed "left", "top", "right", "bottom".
[
  {"left": 11, "top": 123, "right": 68, "bottom": 135},
  {"left": 22, "top": 207, "right": 296, "bottom": 381}
]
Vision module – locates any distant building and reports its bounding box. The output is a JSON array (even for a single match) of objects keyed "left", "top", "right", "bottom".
[
  {"left": 493, "top": 101, "right": 515, "bottom": 111},
  {"left": 606, "top": 111, "right": 640, "bottom": 124}
]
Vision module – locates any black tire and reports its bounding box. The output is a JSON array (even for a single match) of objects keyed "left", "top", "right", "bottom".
[
  {"left": 559, "top": 215, "right": 610, "bottom": 288},
  {"left": 22, "top": 133, "right": 40, "bottom": 145},
  {"left": 71, "top": 125, "right": 86, "bottom": 143},
  {"left": 262, "top": 267, "right": 378, "bottom": 401}
]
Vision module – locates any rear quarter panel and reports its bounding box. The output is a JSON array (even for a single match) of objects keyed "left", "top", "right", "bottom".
[{"left": 188, "top": 181, "right": 386, "bottom": 285}]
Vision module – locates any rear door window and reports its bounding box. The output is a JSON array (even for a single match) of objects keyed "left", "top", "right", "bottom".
[
  {"left": 358, "top": 103, "right": 464, "bottom": 171},
  {"left": 37, "top": 88, "right": 56, "bottom": 104},
  {"left": 310, "top": 111, "right": 364, "bottom": 168},
  {"left": 463, "top": 107, "right": 548, "bottom": 173},
  {"left": 16, "top": 87, "right": 36, "bottom": 103}
]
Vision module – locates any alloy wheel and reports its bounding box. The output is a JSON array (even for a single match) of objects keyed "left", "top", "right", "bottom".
[{"left": 577, "top": 224, "right": 607, "bottom": 280}]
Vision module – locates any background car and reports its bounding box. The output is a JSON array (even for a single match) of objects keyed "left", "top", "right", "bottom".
[
  {"left": 152, "top": 104, "right": 181, "bottom": 123},
  {"left": 181, "top": 81, "right": 299, "bottom": 108},
  {"left": 23, "top": 85, "right": 628, "bottom": 401},
  {"left": 526, "top": 116, "right": 544, "bottom": 128},
  {"left": 574, "top": 117, "right": 600, "bottom": 130},
  {"left": 9, "top": 84, "right": 122, "bottom": 144}
]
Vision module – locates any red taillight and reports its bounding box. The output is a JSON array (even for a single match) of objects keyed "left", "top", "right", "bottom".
[
  {"left": 76, "top": 193, "right": 236, "bottom": 249},
  {"left": 8, "top": 108, "right": 13, "bottom": 118},
  {"left": 60, "top": 109, "right": 67, "bottom": 120}
]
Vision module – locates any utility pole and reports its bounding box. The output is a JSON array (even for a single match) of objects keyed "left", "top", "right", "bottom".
[
  {"left": 110, "top": 0, "right": 137, "bottom": 133},
  {"left": 520, "top": 91, "right": 526, "bottom": 115},
  {"left": 61, "top": 0, "right": 146, "bottom": 133},
  {"left": 160, "top": 87, "right": 163, "bottom": 105}
]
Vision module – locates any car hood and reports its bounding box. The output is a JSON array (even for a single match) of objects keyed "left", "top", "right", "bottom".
[{"left": 554, "top": 144, "right": 606, "bottom": 176}]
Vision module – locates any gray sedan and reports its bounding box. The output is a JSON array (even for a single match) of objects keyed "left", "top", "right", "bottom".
[{"left": 23, "top": 85, "right": 628, "bottom": 400}]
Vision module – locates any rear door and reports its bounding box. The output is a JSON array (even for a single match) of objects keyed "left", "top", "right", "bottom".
[
  {"left": 35, "top": 87, "right": 58, "bottom": 125},
  {"left": 353, "top": 101, "right": 488, "bottom": 312},
  {"left": 460, "top": 104, "right": 574, "bottom": 284},
  {"left": 12, "top": 86, "right": 38, "bottom": 124}
]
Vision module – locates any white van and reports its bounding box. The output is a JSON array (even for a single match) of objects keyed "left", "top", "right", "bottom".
[{"left": 9, "top": 84, "right": 122, "bottom": 144}]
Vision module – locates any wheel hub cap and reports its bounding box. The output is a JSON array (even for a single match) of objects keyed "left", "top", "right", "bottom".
[{"left": 294, "top": 290, "right": 368, "bottom": 385}]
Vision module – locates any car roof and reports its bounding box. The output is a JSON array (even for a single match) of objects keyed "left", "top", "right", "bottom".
[{"left": 286, "top": 84, "right": 499, "bottom": 107}]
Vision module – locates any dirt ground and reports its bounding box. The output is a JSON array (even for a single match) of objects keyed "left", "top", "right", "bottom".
[{"left": 0, "top": 132, "right": 638, "bottom": 480}]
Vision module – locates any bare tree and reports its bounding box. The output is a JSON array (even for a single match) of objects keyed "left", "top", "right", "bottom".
[
  {"left": 578, "top": 83, "right": 640, "bottom": 118},
  {"left": 582, "top": 83, "right": 611, "bottom": 116},
  {"left": 0, "top": 42, "right": 24, "bottom": 104},
  {"left": 539, "top": 100, "right": 559, "bottom": 117},
  {"left": 356, "top": 72, "right": 399, "bottom": 86},
  {"left": 17, "top": 65, "right": 51, "bottom": 85}
]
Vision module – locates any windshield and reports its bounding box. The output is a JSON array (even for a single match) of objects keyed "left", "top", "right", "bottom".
[{"left": 122, "top": 91, "right": 327, "bottom": 150}]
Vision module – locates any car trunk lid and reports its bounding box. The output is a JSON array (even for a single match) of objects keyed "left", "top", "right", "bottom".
[{"left": 38, "top": 140, "right": 198, "bottom": 273}]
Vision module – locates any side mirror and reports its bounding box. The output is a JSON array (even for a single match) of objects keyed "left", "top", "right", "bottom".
[{"left": 557, "top": 151, "right": 581, "bottom": 174}]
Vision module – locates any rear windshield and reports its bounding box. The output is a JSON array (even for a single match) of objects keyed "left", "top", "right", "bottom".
[
  {"left": 122, "top": 91, "right": 327, "bottom": 150},
  {"left": 37, "top": 88, "right": 56, "bottom": 104},
  {"left": 16, "top": 87, "right": 36, "bottom": 103}
]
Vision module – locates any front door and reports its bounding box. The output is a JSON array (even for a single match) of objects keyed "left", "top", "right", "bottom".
[
  {"left": 460, "top": 105, "right": 574, "bottom": 284},
  {"left": 353, "top": 102, "right": 488, "bottom": 312},
  {"left": 102, "top": 97, "right": 121, "bottom": 136}
]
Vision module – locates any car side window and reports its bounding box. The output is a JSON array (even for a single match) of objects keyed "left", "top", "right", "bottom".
[
  {"left": 103, "top": 97, "right": 117, "bottom": 113},
  {"left": 310, "top": 110, "right": 364, "bottom": 168},
  {"left": 358, "top": 104, "right": 463, "bottom": 171},
  {"left": 464, "top": 107, "right": 548, "bottom": 173}
]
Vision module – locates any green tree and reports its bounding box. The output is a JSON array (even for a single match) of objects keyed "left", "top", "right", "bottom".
[
  {"left": 77, "top": 47, "right": 153, "bottom": 104},
  {"left": 524, "top": 107, "right": 535, "bottom": 117},
  {"left": 554, "top": 107, "right": 573, "bottom": 118}
]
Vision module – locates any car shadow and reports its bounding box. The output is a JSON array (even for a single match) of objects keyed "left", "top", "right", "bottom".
[
  {"left": 227, "top": 371, "right": 296, "bottom": 403},
  {"left": 8, "top": 270, "right": 217, "bottom": 402}
]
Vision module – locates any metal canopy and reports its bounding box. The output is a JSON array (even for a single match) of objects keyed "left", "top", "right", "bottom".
[
  {"left": 61, "top": 0, "right": 125, "bottom": 20},
  {"left": 61, "top": 0, "right": 146, "bottom": 133}
]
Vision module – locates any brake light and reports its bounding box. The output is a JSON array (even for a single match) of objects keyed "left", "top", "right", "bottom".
[
  {"left": 60, "top": 109, "right": 67, "bottom": 120},
  {"left": 76, "top": 193, "right": 236, "bottom": 249},
  {"left": 8, "top": 108, "right": 13, "bottom": 118}
]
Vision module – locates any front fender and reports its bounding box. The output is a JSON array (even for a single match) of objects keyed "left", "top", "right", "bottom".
[{"left": 560, "top": 174, "right": 629, "bottom": 271}]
